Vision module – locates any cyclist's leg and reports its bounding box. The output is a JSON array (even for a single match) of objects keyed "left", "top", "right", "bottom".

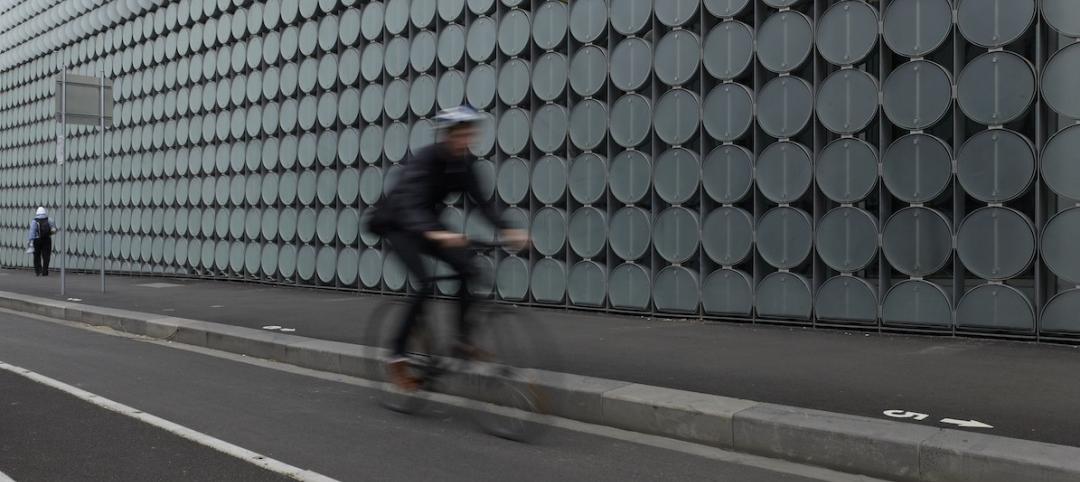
[
  {"left": 384, "top": 230, "right": 434, "bottom": 357},
  {"left": 435, "top": 244, "right": 476, "bottom": 348}
]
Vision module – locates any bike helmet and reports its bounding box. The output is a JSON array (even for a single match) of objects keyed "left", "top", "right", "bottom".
[{"left": 434, "top": 105, "right": 484, "bottom": 131}]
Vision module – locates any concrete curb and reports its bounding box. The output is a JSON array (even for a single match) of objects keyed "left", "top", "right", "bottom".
[{"left": 2, "top": 290, "right": 1078, "bottom": 482}]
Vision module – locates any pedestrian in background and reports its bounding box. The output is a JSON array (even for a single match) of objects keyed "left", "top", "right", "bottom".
[{"left": 27, "top": 207, "right": 56, "bottom": 276}]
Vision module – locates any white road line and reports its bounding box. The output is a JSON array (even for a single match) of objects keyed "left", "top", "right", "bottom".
[
  {"left": 0, "top": 469, "right": 15, "bottom": 482},
  {"left": 0, "top": 361, "right": 338, "bottom": 482}
]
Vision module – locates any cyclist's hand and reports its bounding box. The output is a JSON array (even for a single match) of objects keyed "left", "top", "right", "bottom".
[
  {"left": 501, "top": 229, "right": 530, "bottom": 252},
  {"left": 425, "top": 230, "right": 468, "bottom": 248}
]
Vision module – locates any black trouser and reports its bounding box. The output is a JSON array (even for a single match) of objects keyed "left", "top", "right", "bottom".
[
  {"left": 385, "top": 230, "right": 475, "bottom": 357},
  {"left": 32, "top": 239, "right": 51, "bottom": 275}
]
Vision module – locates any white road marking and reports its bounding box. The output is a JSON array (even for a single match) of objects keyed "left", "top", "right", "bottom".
[
  {"left": 941, "top": 418, "right": 993, "bottom": 429},
  {"left": 65, "top": 298, "right": 82, "bottom": 302},
  {"left": 0, "top": 468, "right": 15, "bottom": 482},
  {"left": 209, "top": 305, "right": 224, "bottom": 308},
  {"left": 883, "top": 410, "right": 929, "bottom": 420},
  {"left": 0, "top": 361, "right": 338, "bottom": 482},
  {"left": 280, "top": 328, "right": 296, "bottom": 333},
  {"left": 262, "top": 326, "right": 282, "bottom": 330}
]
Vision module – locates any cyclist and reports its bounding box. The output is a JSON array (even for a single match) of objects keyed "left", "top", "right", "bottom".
[{"left": 368, "top": 105, "right": 528, "bottom": 391}]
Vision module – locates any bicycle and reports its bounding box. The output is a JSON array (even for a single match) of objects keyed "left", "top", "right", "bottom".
[{"left": 363, "top": 241, "right": 556, "bottom": 442}]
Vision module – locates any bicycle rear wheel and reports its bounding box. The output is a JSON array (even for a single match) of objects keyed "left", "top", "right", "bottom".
[
  {"left": 364, "top": 300, "right": 435, "bottom": 414},
  {"left": 463, "top": 304, "right": 553, "bottom": 442}
]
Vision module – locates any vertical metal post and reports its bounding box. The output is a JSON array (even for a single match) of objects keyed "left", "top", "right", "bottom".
[
  {"left": 100, "top": 71, "right": 106, "bottom": 293},
  {"left": 59, "top": 70, "right": 66, "bottom": 297}
]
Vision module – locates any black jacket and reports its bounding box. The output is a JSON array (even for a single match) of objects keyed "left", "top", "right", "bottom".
[{"left": 369, "top": 143, "right": 504, "bottom": 235}]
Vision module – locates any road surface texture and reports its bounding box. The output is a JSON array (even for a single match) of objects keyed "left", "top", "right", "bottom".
[
  {"left": 4, "top": 270, "right": 1080, "bottom": 447},
  {"left": 0, "top": 309, "right": 868, "bottom": 481}
]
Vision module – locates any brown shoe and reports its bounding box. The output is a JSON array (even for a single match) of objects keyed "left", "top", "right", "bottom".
[{"left": 387, "top": 359, "right": 420, "bottom": 391}]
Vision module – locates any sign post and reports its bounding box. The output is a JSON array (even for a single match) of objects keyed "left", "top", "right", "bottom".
[{"left": 55, "top": 72, "right": 112, "bottom": 296}]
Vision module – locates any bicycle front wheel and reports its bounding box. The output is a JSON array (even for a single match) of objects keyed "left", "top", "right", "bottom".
[
  {"left": 363, "top": 299, "right": 433, "bottom": 414},
  {"left": 462, "top": 304, "right": 554, "bottom": 442}
]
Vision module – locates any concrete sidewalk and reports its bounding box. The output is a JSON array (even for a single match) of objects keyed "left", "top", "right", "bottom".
[
  {"left": 2, "top": 269, "right": 1079, "bottom": 447},
  {"left": 3, "top": 269, "right": 1080, "bottom": 482}
]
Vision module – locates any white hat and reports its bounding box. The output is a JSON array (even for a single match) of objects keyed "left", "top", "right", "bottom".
[{"left": 36, "top": 207, "right": 47, "bottom": 216}]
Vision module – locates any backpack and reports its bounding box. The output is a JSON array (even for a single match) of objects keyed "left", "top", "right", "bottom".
[{"left": 36, "top": 218, "right": 51, "bottom": 241}]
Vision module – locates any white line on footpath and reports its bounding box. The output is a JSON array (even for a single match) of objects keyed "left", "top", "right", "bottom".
[
  {"left": 0, "top": 468, "right": 15, "bottom": 482},
  {"left": 0, "top": 361, "right": 338, "bottom": 482}
]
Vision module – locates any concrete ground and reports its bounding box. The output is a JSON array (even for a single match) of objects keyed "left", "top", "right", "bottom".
[
  {"left": 3, "top": 270, "right": 1078, "bottom": 448},
  {"left": 0, "top": 309, "right": 869, "bottom": 481}
]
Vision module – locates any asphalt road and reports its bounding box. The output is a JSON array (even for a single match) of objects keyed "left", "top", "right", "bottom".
[
  {"left": 5, "top": 270, "right": 1080, "bottom": 447},
  {"left": 0, "top": 310, "right": 868, "bottom": 482}
]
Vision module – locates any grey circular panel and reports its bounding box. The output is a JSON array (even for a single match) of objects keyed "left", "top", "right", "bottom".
[
  {"left": 533, "top": 52, "right": 568, "bottom": 102},
  {"left": 611, "top": 94, "right": 652, "bottom": 148},
  {"left": 361, "top": 43, "right": 384, "bottom": 82},
  {"left": 467, "top": 16, "right": 497, "bottom": 63},
  {"left": 1041, "top": 207, "right": 1080, "bottom": 284},
  {"left": 883, "top": 280, "right": 952, "bottom": 326},
  {"left": 656, "top": 0, "right": 698, "bottom": 27},
  {"left": 702, "top": 269, "right": 753, "bottom": 316},
  {"left": 531, "top": 258, "right": 567, "bottom": 303},
  {"left": 1042, "top": 289, "right": 1080, "bottom": 333},
  {"left": 703, "top": 145, "right": 754, "bottom": 204},
  {"left": 882, "top": 207, "right": 952, "bottom": 277},
  {"left": 361, "top": 125, "right": 384, "bottom": 164},
  {"left": 882, "top": 133, "right": 952, "bottom": 204},
  {"left": 958, "top": 51, "right": 1035, "bottom": 125},
  {"left": 655, "top": 89, "right": 700, "bottom": 146},
  {"left": 384, "top": 79, "right": 410, "bottom": 120},
  {"left": 361, "top": 2, "right": 385, "bottom": 41},
  {"left": 569, "top": 153, "right": 607, "bottom": 205},
  {"left": 438, "top": 24, "right": 466, "bottom": 68},
  {"left": 385, "top": 37, "right": 411, "bottom": 78},
  {"left": 654, "top": 266, "right": 699, "bottom": 314},
  {"left": 532, "top": 155, "right": 567, "bottom": 204},
  {"left": 570, "top": 0, "right": 607, "bottom": 43},
  {"left": 532, "top": 207, "right": 567, "bottom": 256},
  {"left": 569, "top": 261, "right": 607, "bottom": 307},
  {"left": 758, "top": 11, "right": 813, "bottom": 74},
  {"left": 956, "top": 284, "right": 1034, "bottom": 331},
  {"left": 440, "top": 0, "right": 466, "bottom": 22},
  {"left": 610, "top": 150, "right": 651, "bottom": 204},
  {"left": 655, "top": 148, "right": 699, "bottom": 204},
  {"left": 609, "top": 263, "right": 651, "bottom": 310},
  {"left": 410, "top": 30, "right": 437, "bottom": 73},
  {"left": 497, "top": 256, "right": 530, "bottom": 300},
  {"left": 817, "top": 69, "right": 878, "bottom": 135},
  {"left": 569, "top": 207, "right": 607, "bottom": 258},
  {"left": 499, "top": 9, "right": 531, "bottom": 57},
  {"left": 958, "top": 0, "right": 1035, "bottom": 48},
  {"left": 817, "top": 138, "right": 879, "bottom": 204},
  {"left": 1043, "top": 125, "right": 1080, "bottom": 201},
  {"left": 756, "top": 271, "right": 812, "bottom": 320},
  {"left": 384, "top": 122, "right": 411, "bottom": 162},
  {"left": 757, "top": 76, "right": 813, "bottom": 139},
  {"left": 884, "top": 0, "right": 953, "bottom": 57},
  {"left": 611, "top": 38, "right": 652, "bottom": 92},
  {"left": 498, "top": 58, "right": 531, "bottom": 106},
  {"left": 883, "top": 60, "right": 952, "bottom": 130},
  {"left": 1042, "top": 43, "right": 1080, "bottom": 120},
  {"left": 437, "top": 70, "right": 466, "bottom": 110},
  {"left": 570, "top": 99, "right": 608, "bottom": 151},
  {"left": 467, "top": 64, "right": 497, "bottom": 109},
  {"left": 756, "top": 141, "right": 812, "bottom": 204},
  {"left": 570, "top": 45, "right": 608, "bottom": 97},
  {"left": 498, "top": 158, "right": 530, "bottom": 205},
  {"left": 704, "top": 20, "right": 753, "bottom": 81},
  {"left": 469, "top": 0, "right": 495, "bottom": 14},
  {"left": 817, "top": 207, "right": 879, "bottom": 273},
  {"left": 816, "top": 276, "right": 878, "bottom": 323},
  {"left": 705, "top": 0, "right": 751, "bottom": 17},
  {"left": 957, "top": 129, "right": 1034, "bottom": 203},
  {"left": 534, "top": 1, "right": 568, "bottom": 50},
  {"left": 1042, "top": 0, "right": 1080, "bottom": 38},
  {"left": 610, "top": 207, "right": 651, "bottom": 261},
  {"left": 757, "top": 207, "right": 813, "bottom": 269},
  {"left": 655, "top": 30, "right": 700, "bottom": 86},
  {"left": 359, "top": 249, "right": 383, "bottom": 288},
  {"left": 498, "top": 108, "right": 531, "bottom": 155},
  {"left": 653, "top": 207, "right": 699, "bottom": 263},
  {"left": 611, "top": 0, "right": 652, "bottom": 35},
  {"left": 704, "top": 83, "right": 753, "bottom": 142},
  {"left": 703, "top": 207, "right": 753, "bottom": 266},
  {"left": 817, "top": 1, "right": 879, "bottom": 66}
]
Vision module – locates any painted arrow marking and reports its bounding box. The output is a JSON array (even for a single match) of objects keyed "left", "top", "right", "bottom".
[
  {"left": 883, "top": 410, "right": 929, "bottom": 420},
  {"left": 941, "top": 418, "right": 993, "bottom": 429}
]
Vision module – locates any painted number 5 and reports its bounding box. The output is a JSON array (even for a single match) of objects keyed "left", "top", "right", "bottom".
[{"left": 883, "top": 410, "right": 929, "bottom": 421}]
